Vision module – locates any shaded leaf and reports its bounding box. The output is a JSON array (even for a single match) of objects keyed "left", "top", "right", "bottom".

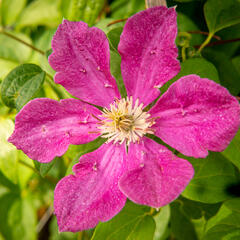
[
  {"left": 204, "top": 0, "right": 240, "bottom": 34},
  {"left": 1, "top": 64, "right": 45, "bottom": 110},
  {"left": 33, "top": 158, "right": 56, "bottom": 177},
  {"left": 8, "top": 197, "right": 37, "bottom": 240},
  {"left": 202, "top": 48, "right": 240, "bottom": 96},
  {"left": 170, "top": 201, "right": 198, "bottom": 240},
  {"left": 161, "top": 57, "right": 219, "bottom": 95},
  {"left": 222, "top": 130, "right": 240, "bottom": 171},
  {"left": 182, "top": 152, "right": 238, "bottom": 203},
  {"left": 203, "top": 199, "right": 240, "bottom": 240}
]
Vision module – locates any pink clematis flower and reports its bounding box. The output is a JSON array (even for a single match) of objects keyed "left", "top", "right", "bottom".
[{"left": 9, "top": 6, "right": 240, "bottom": 232}]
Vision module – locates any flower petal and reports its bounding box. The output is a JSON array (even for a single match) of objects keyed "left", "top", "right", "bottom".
[
  {"left": 118, "top": 6, "right": 180, "bottom": 107},
  {"left": 9, "top": 98, "right": 101, "bottom": 163},
  {"left": 119, "top": 137, "right": 194, "bottom": 207},
  {"left": 150, "top": 75, "right": 240, "bottom": 158},
  {"left": 54, "top": 143, "right": 127, "bottom": 232},
  {"left": 49, "top": 20, "right": 120, "bottom": 107}
]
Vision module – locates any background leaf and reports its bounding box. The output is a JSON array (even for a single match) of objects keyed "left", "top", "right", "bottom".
[
  {"left": 17, "top": 0, "right": 62, "bottom": 28},
  {"left": 204, "top": 0, "right": 240, "bottom": 34},
  {"left": 91, "top": 201, "right": 155, "bottom": 240},
  {"left": 203, "top": 199, "right": 240, "bottom": 240},
  {"left": 1, "top": 64, "right": 45, "bottom": 110},
  {"left": 161, "top": 57, "right": 219, "bottom": 94},
  {"left": 181, "top": 152, "right": 238, "bottom": 203},
  {"left": 0, "top": 0, "right": 26, "bottom": 26}
]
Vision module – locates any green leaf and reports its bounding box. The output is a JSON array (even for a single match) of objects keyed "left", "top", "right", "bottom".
[
  {"left": 17, "top": 0, "right": 62, "bottom": 28},
  {"left": 65, "top": 137, "right": 106, "bottom": 175},
  {"left": 1, "top": 64, "right": 45, "bottom": 110},
  {"left": 107, "top": 27, "right": 123, "bottom": 53},
  {"left": 110, "top": 0, "right": 145, "bottom": 19},
  {"left": 0, "top": 193, "right": 20, "bottom": 239},
  {"left": 8, "top": 196, "right": 37, "bottom": 240},
  {"left": 0, "top": 117, "right": 18, "bottom": 183},
  {"left": 110, "top": 50, "right": 127, "bottom": 98},
  {"left": 170, "top": 201, "right": 198, "bottom": 240},
  {"left": 0, "top": 0, "right": 26, "bottom": 25},
  {"left": 91, "top": 201, "right": 155, "bottom": 240},
  {"left": 0, "top": 59, "right": 18, "bottom": 79},
  {"left": 181, "top": 152, "right": 238, "bottom": 203},
  {"left": 154, "top": 206, "right": 170, "bottom": 240},
  {"left": 177, "top": 13, "right": 204, "bottom": 46},
  {"left": 161, "top": 57, "right": 219, "bottom": 94},
  {"left": 0, "top": 32, "right": 32, "bottom": 62},
  {"left": 222, "top": 130, "right": 240, "bottom": 171},
  {"left": 33, "top": 158, "right": 56, "bottom": 177},
  {"left": 49, "top": 215, "right": 78, "bottom": 240},
  {"left": 202, "top": 48, "right": 240, "bottom": 95},
  {"left": 203, "top": 199, "right": 240, "bottom": 240},
  {"left": 60, "top": 0, "right": 105, "bottom": 26},
  {"left": 232, "top": 55, "right": 240, "bottom": 76},
  {"left": 204, "top": 0, "right": 240, "bottom": 34},
  {"left": 17, "top": 152, "right": 34, "bottom": 189},
  {"left": 177, "top": 197, "right": 221, "bottom": 221}
]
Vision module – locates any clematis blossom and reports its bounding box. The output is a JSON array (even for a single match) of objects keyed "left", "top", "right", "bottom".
[{"left": 9, "top": 6, "right": 240, "bottom": 232}]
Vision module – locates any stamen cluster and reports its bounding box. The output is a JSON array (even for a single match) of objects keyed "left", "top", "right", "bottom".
[{"left": 97, "top": 97, "right": 155, "bottom": 144}]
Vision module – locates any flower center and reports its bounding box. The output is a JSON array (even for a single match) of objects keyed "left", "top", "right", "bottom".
[{"left": 97, "top": 97, "right": 155, "bottom": 144}]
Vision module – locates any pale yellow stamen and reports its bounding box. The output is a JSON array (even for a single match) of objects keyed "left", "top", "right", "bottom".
[{"left": 97, "top": 97, "right": 155, "bottom": 145}]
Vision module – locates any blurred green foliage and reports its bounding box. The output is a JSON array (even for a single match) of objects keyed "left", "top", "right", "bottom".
[{"left": 0, "top": 0, "right": 240, "bottom": 239}]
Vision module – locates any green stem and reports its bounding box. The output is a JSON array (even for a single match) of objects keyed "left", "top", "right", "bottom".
[
  {"left": 0, "top": 30, "right": 45, "bottom": 55},
  {"left": 197, "top": 32, "right": 214, "bottom": 53},
  {"left": 181, "top": 46, "right": 187, "bottom": 62}
]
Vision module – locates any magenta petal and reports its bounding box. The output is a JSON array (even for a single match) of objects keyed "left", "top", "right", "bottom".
[
  {"left": 54, "top": 143, "right": 127, "bottom": 232},
  {"left": 150, "top": 75, "right": 240, "bottom": 158},
  {"left": 119, "top": 137, "right": 194, "bottom": 207},
  {"left": 9, "top": 98, "right": 101, "bottom": 163},
  {"left": 49, "top": 20, "right": 120, "bottom": 107},
  {"left": 118, "top": 6, "right": 180, "bottom": 107}
]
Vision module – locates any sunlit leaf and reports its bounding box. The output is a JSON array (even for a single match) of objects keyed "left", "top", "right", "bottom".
[
  {"left": 0, "top": 32, "right": 32, "bottom": 62},
  {"left": 0, "top": 118, "right": 18, "bottom": 183},
  {"left": 60, "top": 0, "right": 105, "bottom": 26},
  {"left": 17, "top": 0, "right": 62, "bottom": 28},
  {"left": 0, "top": 0, "right": 26, "bottom": 26}
]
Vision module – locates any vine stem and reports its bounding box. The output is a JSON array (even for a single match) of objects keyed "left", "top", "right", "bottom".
[
  {"left": 197, "top": 32, "right": 214, "bottom": 53},
  {"left": 0, "top": 29, "right": 45, "bottom": 55},
  {"left": 36, "top": 205, "right": 54, "bottom": 233}
]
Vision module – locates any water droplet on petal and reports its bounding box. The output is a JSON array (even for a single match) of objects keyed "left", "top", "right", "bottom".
[
  {"left": 92, "top": 163, "right": 98, "bottom": 171},
  {"left": 140, "top": 163, "right": 144, "bottom": 168},
  {"left": 80, "top": 68, "right": 86, "bottom": 73},
  {"left": 104, "top": 83, "right": 113, "bottom": 88},
  {"left": 97, "top": 66, "right": 101, "bottom": 71},
  {"left": 41, "top": 125, "right": 46, "bottom": 132}
]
